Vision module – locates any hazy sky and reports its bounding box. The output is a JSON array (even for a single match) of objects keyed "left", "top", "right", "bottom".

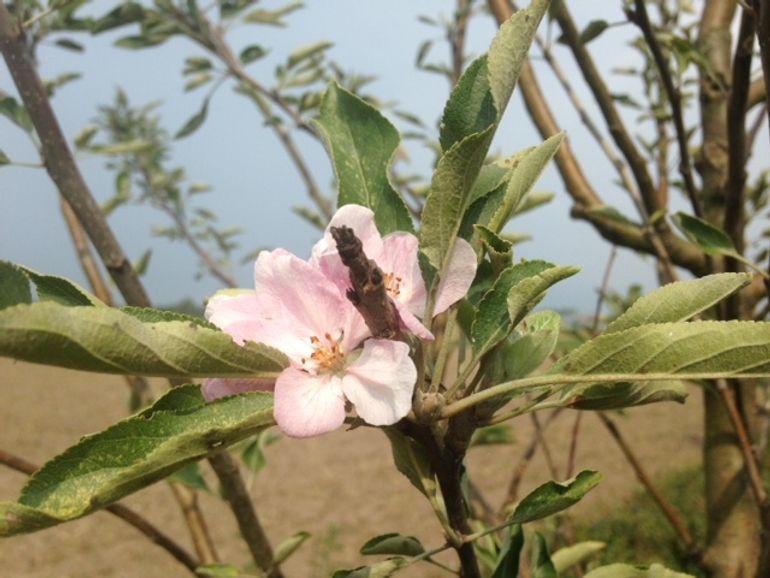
[{"left": 1, "top": 2, "right": 766, "bottom": 312}]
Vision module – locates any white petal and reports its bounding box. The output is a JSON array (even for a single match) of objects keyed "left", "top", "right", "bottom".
[
  {"left": 395, "top": 302, "right": 434, "bottom": 341},
  {"left": 274, "top": 368, "right": 347, "bottom": 438},
  {"left": 434, "top": 238, "right": 477, "bottom": 314},
  {"left": 379, "top": 232, "right": 426, "bottom": 315},
  {"left": 342, "top": 340, "right": 416, "bottom": 426}
]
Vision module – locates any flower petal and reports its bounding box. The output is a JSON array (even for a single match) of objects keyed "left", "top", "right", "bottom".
[
  {"left": 379, "top": 232, "right": 426, "bottom": 315},
  {"left": 394, "top": 302, "right": 434, "bottom": 341},
  {"left": 342, "top": 339, "right": 416, "bottom": 426},
  {"left": 202, "top": 378, "right": 274, "bottom": 401},
  {"left": 274, "top": 367, "right": 347, "bottom": 437},
  {"left": 205, "top": 292, "right": 267, "bottom": 345},
  {"left": 434, "top": 238, "right": 477, "bottom": 315}
]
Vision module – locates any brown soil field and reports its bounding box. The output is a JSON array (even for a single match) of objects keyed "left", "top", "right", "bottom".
[{"left": 0, "top": 358, "right": 703, "bottom": 577}]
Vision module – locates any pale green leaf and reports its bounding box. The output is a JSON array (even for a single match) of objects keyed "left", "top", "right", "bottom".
[
  {"left": 531, "top": 533, "right": 557, "bottom": 578},
  {"left": 507, "top": 265, "right": 579, "bottom": 327},
  {"left": 360, "top": 533, "right": 425, "bottom": 557},
  {"left": 313, "top": 83, "right": 413, "bottom": 234},
  {"left": 606, "top": 273, "right": 751, "bottom": 333},
  {"left": 18, "top": 265, "right": 104, "bottom": 306},
  {"left": 274, "top": 531, "right": 311, "bottom": 565},
  {"left": 287, "top": 41, "right": 333, "bottom": 68},
  {"left": 499, "top": 311, "right": 561, "bottom": 380},
  {"left": 584, "top": 563, "right": 695, "bottom": 578},
  {"left": 563, "top": 380, "right": 688, "bottom": 410},
  {"left": 491, "top": 524, "right": 524, "bottom": 578},
  {"left": 487, "top": 0, "right": 550, "bottom": 116},
  {"left": 488, "top": 133, "right": 564, "bottom": 233},
  {"left": 0, "top": 386, "right": 274, "bottom": 536},
  {"left": 332, "top": 558, "right": 409, "bottom": 578},
  {"left": 0, "top": 302, "right": 287, "bottom": 377},
  {"left": 507, "top": 470, "right": 602, "bottom": 523},
  {"left": 175, "top": 98, "right": 209, "bottom": 139},
  {"left": 0, "top": 261, "right": 31, "bottom": 309},
  {"left": 552, "top": 541, "right": 606, "bottom": 574},
  {"left": 240, "top": 45, "right": 268, "bottom": 64},
  {"left": 472, "top": 260, "right": 555, "bottom": 356}
]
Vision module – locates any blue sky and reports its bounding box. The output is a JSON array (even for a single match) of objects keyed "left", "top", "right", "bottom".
[{"left": 2, "top": 1, "right": 765, "bottom": 312}]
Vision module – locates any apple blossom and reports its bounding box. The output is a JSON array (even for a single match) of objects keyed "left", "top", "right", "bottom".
[
  {"left": 311, "top": 204, "right": 477, "bottom": 340},
  {"left": 204, "top": 249, "right": 416, "bottom": 438}
]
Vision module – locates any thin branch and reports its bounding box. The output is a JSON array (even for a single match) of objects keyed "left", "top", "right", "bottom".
[
  {"left": 591, "top": 246, "right": 618, "bottom": 335},
  {"left": 208, "top": 452, "right": 283, "bottom": 578},
  {"left": 450, "top": 0, "right": 472, "bottom": 86},
  {"left": 597, "top": 413, "right": 700, "bottom": 556},
  {"left": 565, "top": 411, "right": 582, "bottom": 479},
  {"left": 630, "top": 0, "right": 704, "bottom": 218},
  {"left": 752, "top": 0, "right": 770, "bottom": 152},
  {"left": 0, "top": 449, "right": 200, "bottom": 576}
]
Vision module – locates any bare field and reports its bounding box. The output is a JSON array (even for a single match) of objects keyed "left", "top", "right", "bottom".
[{"left": 0, "top": 358, "right": 702, "bottom": 577}]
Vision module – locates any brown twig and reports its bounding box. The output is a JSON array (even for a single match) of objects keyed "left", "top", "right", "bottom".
[
  {"left": 331, "top": 225, "right": 401, "bottom": 338},
  {"left": 0, "top": 449, "right": 200, "bottom": 575},
  {"left": 598, "top": 413, "right": 700, "bottom": 556},
  {"left": 565, "top": 411, "right": 582, "bottom": 479},
  {"left": 208, "top": 452, "right": 283, "bottom": 578},
  {"left": 630, "top": 0, "right": 704, "bottom": 219},
  {"left": 752, "top": 0, "right": 770, "bottom": 153},
  {"left": 450, "top": 0, "right": 472, "bottom": 86},
  {"left": 591, "top": 246, "right": 618, "bottom": 335}
]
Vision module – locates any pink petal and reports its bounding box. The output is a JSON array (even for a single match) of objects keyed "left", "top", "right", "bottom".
[
  {"left": 379, "top": 232, "right": 427, "bottom": 316},
  {"left": 205, "top": 293, "right": 267, "bottom": 345},
  {"left": 434, "top": 238, "right": 477, "bottom": 315},
  {"left": 394, "top": 302, "right": 434, "bottom": 341},
  {"left": 202, "top": 378, "right": 275, "bottom": 401},
  {"left": 342, "top": 340, "right": 416, "bottom": 426},
  {"left": 274, "top": 367, "right": 347, "bottom": 437}
]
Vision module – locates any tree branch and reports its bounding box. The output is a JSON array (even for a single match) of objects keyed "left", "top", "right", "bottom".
[
  {"left": 752, "top": 0, "right": 770, "bottom": 152},
  {"left": 0, "top": 448, "right": 200, "bottom": 576}
]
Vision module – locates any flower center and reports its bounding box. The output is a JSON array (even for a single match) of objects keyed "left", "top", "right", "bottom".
[
  {"left": 304, "top": 332, "right": 346, "bottom": 372},
  {"left": 384, "top": 272, "right": 403, "bottom": 298}
]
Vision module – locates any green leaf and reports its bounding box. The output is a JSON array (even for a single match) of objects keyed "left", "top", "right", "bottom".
[
  {"left": 0, "top": 261, "right": 31, "bottom": 309},
  {"left": 487, "top": 0, "right": 550, "bottom": 116},
  {"left": 0, "top": 92, "right": 33, "bottom": 133},
  {"left": 491, "top": 524, "right": 524, "bottom": 578},
  {"left": 175, "top": 98, "right": 210, "bottom": 139},
  {"left": 382, "top": 429, "right": 437, "bottom": 500},
  {"left": 495, "top": 311, "right": 561, "bottom": 381},
  {"left": 240, "top": 45, "right": 268, "bottom": 64},
  {"left": 18, "top": 265, "right": 104, "bottom": 306},
  {"left": 583, "top": 563, "right": 696, "bottom": 578},
  {"left": 287, "top": 41, "right": 333, "bottom": 68},
  {"left": 507, "top": 265, "right": 579, "bottom": 327},
  {"left": 184, "top": 73, "right": 213, "bottom": 92},
  {"left": 605, "top": 273, "right": 752, "bottom": 333},
  {"left": 507, "top": 471, "right": 602, "bottom": 524},
  {"left": 243, "top": 1, "right": 303, "bottom": 26},
  {"left": 274, "top": 531, "right": 311, "bottom": 565},
  {"left": 54, "top": 38, "right": 84, "bottom": 52},
  {"left": 91, "top": 2, "right": 145, "bottom": 34},
  {"left": 133, "top": 249, "right": 152, "bottom": 276},
  {"left": 0, "top": 386, "right": 275, "bottom": 536},
  {"left": 166, "top": 462, "right": 210, "bottom": 492},
  {"left": 472, "top": 261, "right": 557, "bottom": 356},
  {"left": 551, "top": 541, "right": 606, "bottom": 574},
  {"left": 0, "top": 302, "right": 287, "bottom": 377},
  {"left": 578, "top": 20, "right": 609, "bottom": 45},
  {"left": 360, "top": 533, "right": 425, "bottom": 557},
  {"left": 332, "top": 558, "right": 409, "bottom": 578},
  {"left": 476, "top": 225, "right": 513, "bottom": 273},
  {"left": 0, "top": 148, "right": 9, "bottom": 165},
  {"left": 439, "top": 55, "right": 496, "bottom": 152},
  {"left": 313, "top": 83, "right": 413, "bottom": 234},
  {"left": 119, "top": 306, "right": 213, "bottom": 328},
  {"left": 470, "top": 424, "right": 514, "bottom": 447},
  {"left": 563, "top": 380, "right": 688, "bottom": 410},
  {"left": 673, "top": 212, "right": 738, "bottom": 257},
  {"left": 531, "top": 533, "right": 557, "bottom": 578},
  {"left": 487, "top": 133, "right": 564, "bottom": 233}
]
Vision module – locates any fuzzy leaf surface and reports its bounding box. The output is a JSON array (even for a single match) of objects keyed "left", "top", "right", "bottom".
[
  {"left": 507, "top": 470, "right": 602, "bottom": 524},
  {"left": 0, "top": 302, "right": 287, "bottom": 377},
  {"left": 313, "top": 83, "right": 413, "bottom": 234},
  {"left": 0, "top": 387, "right": 274, "bottom": 536}
]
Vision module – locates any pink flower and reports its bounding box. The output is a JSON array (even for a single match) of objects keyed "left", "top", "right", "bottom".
[
  {"left": 204, "top": 249, "right": 416, "bottom": 438},
  {"left": 311, "top": 204, "right": 477, "bottom": 339}
]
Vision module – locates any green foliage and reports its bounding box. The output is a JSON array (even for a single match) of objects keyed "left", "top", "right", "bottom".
[
  {"left": 0, "top": 386, "right": 275, "bottom": 536},
  {"left": 313, "top": 83, "right": 414, "bottom": 234},
  {"left": 360, "top": 534, "right": 425, "bottom": 557},
  {"left": 507, "top": 471, "right": 602, "bottom": 524}
]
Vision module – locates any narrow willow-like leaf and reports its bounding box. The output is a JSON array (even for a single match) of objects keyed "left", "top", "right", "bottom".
[
  {"left": 0, "top": 386, "right": 274, "bottom": 536},
  {"left": 274, "top": 531, "right": 311, "bottom": 566},
  {"left": 0, "top": 302, "right": 287, "bottom": 377},
  {"left": 472, "top": 260, "right": 555, "bottom": 356},
  {"left": 175, "top": 97, "right": 210, "bottom": 139},
  {"left": 507, "top": 470, "right": 601, "bottom": 524},
  {"left": 673, "top": 212, "right": 737, "bottom": 256},
  {"left": 507, "top": 265, "right": 579, "bottom": 327},
  {"left": 313, "top": 82, "right": 413, "bottom": 234},
  {"left": 0, "top": 261, "right": 31, "bottom": 309},
  {"left": 583, "top": 563, "right": 695, "bottom": 578},
  {"left": 360, "top": 533, "right": 425, "bottom": 557},
  {"left": 487, "top": 0, "right": 550, "bottom": 116},
  {"left": 487, "top": 133, "right": 564, "bottom": 233},
  {"left": 19, "top": 265, "right": 105, "bottom": 306},
  {"left": 551, "top": 541, "right": 606, "bottom": 574},
  {"left": 563, "top": 380, "right": 688, "bottom": 410},
  {"left": 606, "top": 273, "right": 751, "bottom": 333}
]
